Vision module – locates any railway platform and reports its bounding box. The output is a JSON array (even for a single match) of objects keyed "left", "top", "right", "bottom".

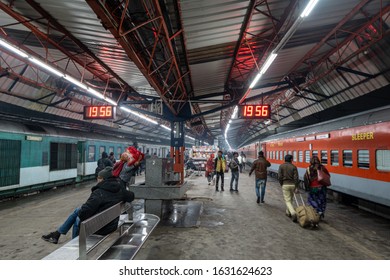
[{"left": 0, "top": 169, "right": 389, "bottom": 260}]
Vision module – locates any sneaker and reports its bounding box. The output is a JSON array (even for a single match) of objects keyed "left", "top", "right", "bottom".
[
  {"left": 42, "top": 231, "right": 60, "bottom": 244},
  {"left": 261, "top": 200, "right": 265, "bottom": 203},
  {"left": 256, "top": 197, "right": 260, "bottom": 203}
]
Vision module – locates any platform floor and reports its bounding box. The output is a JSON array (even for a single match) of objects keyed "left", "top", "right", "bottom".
[{"left": 0, "top": 169, "right": 389, "bottom": 260}]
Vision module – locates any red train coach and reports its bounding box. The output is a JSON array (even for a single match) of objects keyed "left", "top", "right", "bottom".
[{"left": 242, "top": 106, "right": 390, "bottom": 207}]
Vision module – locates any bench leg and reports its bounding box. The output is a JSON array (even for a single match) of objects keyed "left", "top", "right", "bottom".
[{"left": 145, "top": 199, "right": 163, "bottom": 217}]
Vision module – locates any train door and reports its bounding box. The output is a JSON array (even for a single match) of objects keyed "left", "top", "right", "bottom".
[
  {"left": 260, "top": 142, "right": 267, "bottom": 155},
  {"left": 77, "top": 141, "right": 86, "bottom": 177},
  {"left": 0, "top": 139, "right": 21, "bottom": 188},
  {"left": 162, "top": 147, "right": 166, "bottom": 158}
]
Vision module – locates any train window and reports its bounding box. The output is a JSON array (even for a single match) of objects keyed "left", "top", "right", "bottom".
[
  {"left": 343, "top": 150, "right": 353, "bottom": 167},
  {"left": 284, "top": 151, "right": 287, "bottom": 159},
  {"left": 280, "top": 151, "right": 283, "bottom": 160},
  {"left": 331, "top": 150, "right": 339, "bottom": 166},
  {"left": 376, "top": 150, "right": 390, "bottom": 171},
  {"left": 305, "top": 151, "right": 310, "bottom": 163},
  {"left": 99, "top": 146, "right": 105, "bottom": 156},
  {"left": 312, "top": 150, "right": 318, "bottom": 158},
  {"left": 276, "top": 151, "right": 279, "bottom": 160},
  {"left": 50, "top": 143, "right": 77, "bottom": 171},
  {"left": 109, "top": 146, "right": 114, "bottom": 154},
  {"left": 299, "top": 151, "right": 303, "bottom": 162},
  {"left": 321, "top": 151, "right": 328, "bottom": 165},
  {"left": 358, "top": 150, "right": 370, "bottom": 169},
  {"left": 88, "top": 146, "right": 96, "bottom": 162}
]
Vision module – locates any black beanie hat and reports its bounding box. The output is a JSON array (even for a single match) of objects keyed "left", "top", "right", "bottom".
[{"left": 98, "top": 166, "right": 113, "bottom": 180}]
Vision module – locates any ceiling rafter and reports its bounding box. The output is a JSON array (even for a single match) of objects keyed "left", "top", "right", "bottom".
[
  {"left": 272, "top": 3, "right": 390, "bottom": 114},
  {"left": 232, "top": 1, "right": 390, "bottom": 148},
  {"left": 223, "top": 0, "right": 301, "bottom": 143},
  {"left": 86, "top": 0, "right": 186, "bottom": 116}
]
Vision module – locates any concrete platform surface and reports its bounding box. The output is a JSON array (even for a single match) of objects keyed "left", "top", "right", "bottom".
[{"left": 0, "top": 170, "right": 389, "bottom": 260}]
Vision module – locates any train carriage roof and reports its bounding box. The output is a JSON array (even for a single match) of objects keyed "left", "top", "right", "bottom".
[{"left": 259, "top": 105, "right": 390, "bottom": 143}]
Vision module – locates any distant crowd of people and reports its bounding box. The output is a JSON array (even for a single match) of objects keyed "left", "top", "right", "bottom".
[{"left": 202, "top": 150, "right": 329, "bottom": 223}]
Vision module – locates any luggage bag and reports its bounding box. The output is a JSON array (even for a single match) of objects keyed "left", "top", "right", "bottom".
[{"left": 294, "top": 193, "right": 320, "bottom": 228}]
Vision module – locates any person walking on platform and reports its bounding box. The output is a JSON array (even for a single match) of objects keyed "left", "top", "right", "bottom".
[
  {"left": 278, "top": 155, "right": 299, "bottom": 222},
  {"left": 237, "top": 153, "right": 243, "bottom": 173},
  {"left": 241, "top": 151, "right": 246, "bottom": 170},
  {"left": 228, "top": 152, "right": 240, "bottom": 191},
  {"left": 41, "top": 167, "right": 134, "bottom": 244},
  {"left": 205, "top": 153, "right": 215, "bottom": 185},
  {"left": 95, "top": 151, "right": 113, "bottom": 178},
  {"left": 108, "top": 152, "right": 116, "bottom": 165},
  {"left": 214, "top": 150, "right": 226, "bottom": 191},
  {"left": 249, "top": 151, "right": 271, "bottom": 203},
  {"left": 304, "top": 156, "right": 330, "bottom": 219}
]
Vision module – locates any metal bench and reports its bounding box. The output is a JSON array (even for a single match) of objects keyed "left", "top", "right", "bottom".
[{"left": 42, "top": 202, "right": 159, "bottom": 260}]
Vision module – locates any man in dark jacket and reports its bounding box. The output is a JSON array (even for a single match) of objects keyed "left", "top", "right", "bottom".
[
  {"left": 95, "top": 151, "right": 113, "bottom": 178},
  {"left": 42, "top": 167, "right": 134, "bottom": 244},
  {"left": 278, "top": 154, "right": 299, "bottom": 222},
  {"left": 249, "top": 151, "right": 271, "bottom": 203}
]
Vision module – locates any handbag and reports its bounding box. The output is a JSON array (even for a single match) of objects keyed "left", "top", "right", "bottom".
[{"left": 317, "top": 168, "right": 331, "bottom": 187}]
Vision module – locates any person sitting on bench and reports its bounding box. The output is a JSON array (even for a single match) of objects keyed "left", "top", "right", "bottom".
[{"left": 41, "top": 167, "right": 134, "bottom": 244}]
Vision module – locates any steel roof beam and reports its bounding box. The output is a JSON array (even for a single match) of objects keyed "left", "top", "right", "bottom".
[
  {"left": 190, "top": 92, "right": 226, "bottom": 100},
  {"left": 282, "top": 4, "right": 390, "bottom": 107},
  {"left": 336, "top": 66, "right": 375, "bottom": 78},
  {"left": 223, "top": 0, "right": 300, "bottom": 140},
  {"left": 0, "top": 2, "right": 116, "bottom": 95},
  {"left": 236, "top": 66, "right": 390, "bottom": 146},
  {"left": 86, "top": 0, "right": 197, "bottom": 115},
  {"left": 24, "top": 0, "right": 137, "bottom": 95},
  {"left": 245, "top": 85, "right": 293, "bottom": 103},
  {"left": 287, "top": 0, "right": 372, "bottom": 76}
]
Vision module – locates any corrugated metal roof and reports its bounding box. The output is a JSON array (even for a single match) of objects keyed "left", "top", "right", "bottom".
[
  {"left": 1, "top": 0, "right": 390, "bottom": 148},
  {"left": 9, "top": 0, "right": 158, "bottom": 96}
]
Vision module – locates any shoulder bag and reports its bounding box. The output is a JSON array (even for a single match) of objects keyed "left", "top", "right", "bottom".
[{"left": 317, "top": 168, "right": 331, "bottom": 187}]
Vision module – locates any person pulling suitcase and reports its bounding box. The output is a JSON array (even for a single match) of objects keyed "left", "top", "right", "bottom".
[{"left": 278, "top": 154, "right": 299, "bottom": 222}]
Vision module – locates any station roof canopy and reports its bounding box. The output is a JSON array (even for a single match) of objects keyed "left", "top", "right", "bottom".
[{"left": 0, "top": 0, "right": 389, "bottom": 148}]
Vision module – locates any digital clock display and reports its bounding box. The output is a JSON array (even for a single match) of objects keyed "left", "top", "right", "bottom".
[
  {"left": 83, "top": 105, "right": 116, "bottom": 120},
  {"left": 239, "top": 105, "right": 271, "bottom": 119}
]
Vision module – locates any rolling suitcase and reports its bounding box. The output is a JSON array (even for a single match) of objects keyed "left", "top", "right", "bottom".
[{"left": 294, "top": 193, "right": 320, "bottom": 228}]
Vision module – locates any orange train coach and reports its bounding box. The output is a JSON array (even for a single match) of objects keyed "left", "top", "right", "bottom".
[{"left": 241, "top": 106, "right": 390, "bottom": 207}]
